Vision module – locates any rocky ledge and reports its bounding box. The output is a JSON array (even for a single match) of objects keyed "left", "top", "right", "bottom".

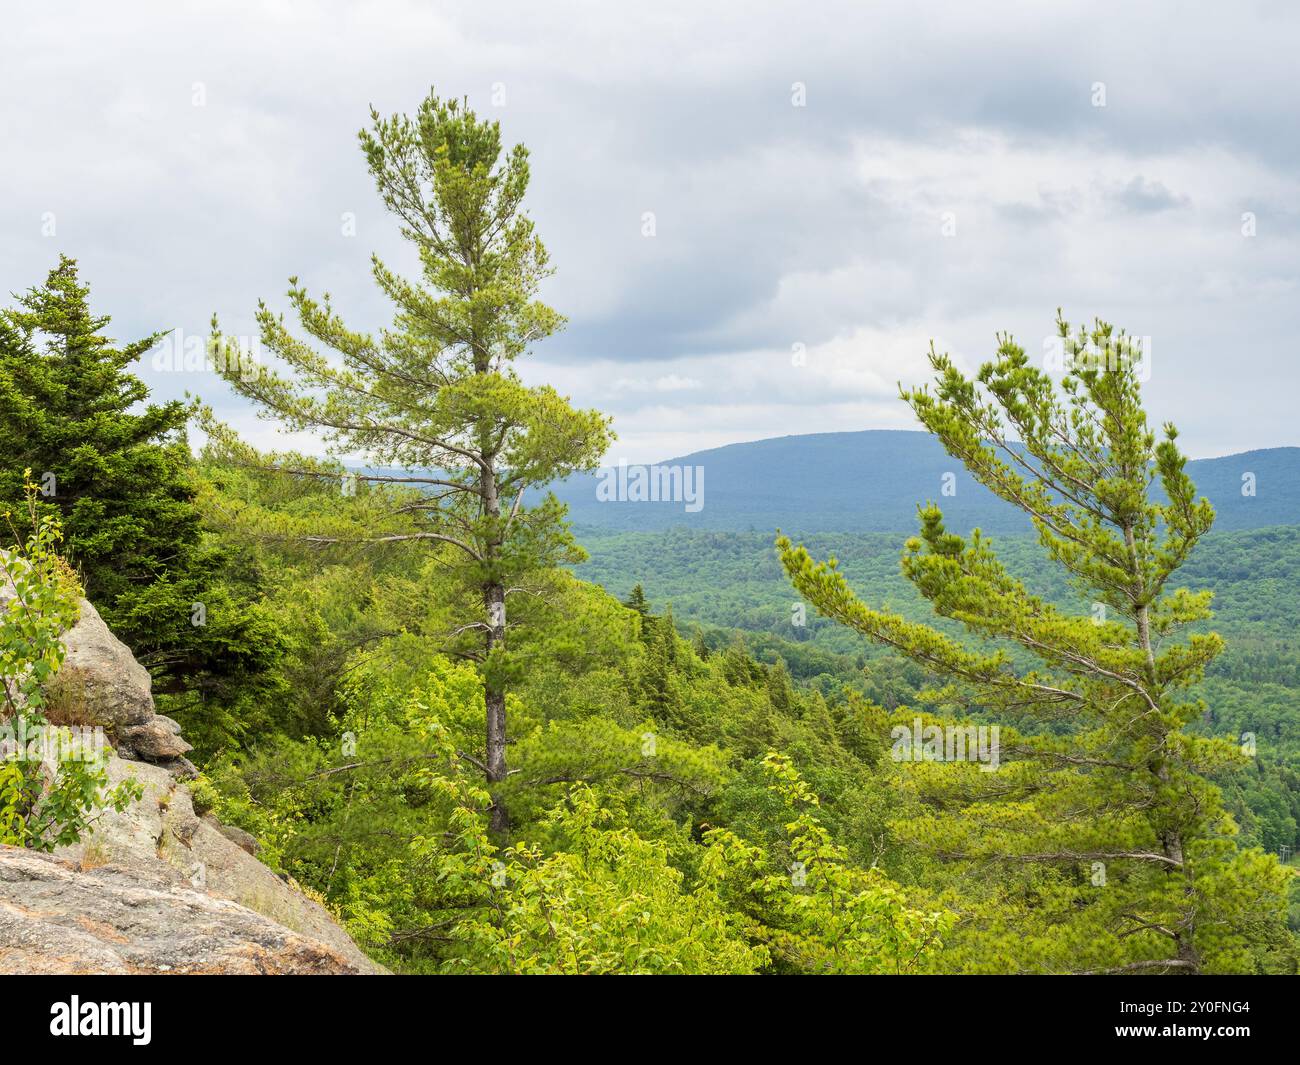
[
  {"left": 0, "top": 846, "right": 373, "bottom": 975},
  {"left": 0, "top": 573, "right": 384, "bottom": 975}
]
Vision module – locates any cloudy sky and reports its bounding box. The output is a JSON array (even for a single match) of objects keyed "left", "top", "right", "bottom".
[{"left": 4, "top": 1, "right": 1298, "bottom": 462}]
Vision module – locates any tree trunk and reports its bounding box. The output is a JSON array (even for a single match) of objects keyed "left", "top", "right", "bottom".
[
  {"left": 471, "top": 277, "right": 509, "bottom": 832},
  {"left": 485, "top": 580, "right": 508, "bottom": 833},
  {"left": 1135, "top": 582, "right": 1200, "bottom": 973},
  {"left": 480, "top": 434, "right": 509, "bottom": 832}
]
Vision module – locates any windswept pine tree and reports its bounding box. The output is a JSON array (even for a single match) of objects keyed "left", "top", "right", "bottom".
[
  {"left": 777, "top": 316, "right": 1293, "bottom": 973},
  {"left": 207, "top": 91, "right": 611, "bottom": 829}
]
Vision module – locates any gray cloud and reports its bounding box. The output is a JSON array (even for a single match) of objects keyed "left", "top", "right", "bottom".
[
  {"left": 1107, "top": 176, "right": 1191, "bottom": 214},
  {"left": 2, "top": 0, "right": 1298, "bottom": 462}
]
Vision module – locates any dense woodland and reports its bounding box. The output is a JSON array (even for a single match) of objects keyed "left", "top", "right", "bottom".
[
  {"left": 577, "top": 526, "right": 1300, "bottom": 862},
  {"left": 0, "top": 90, "right": 1295, "bottom": 974}
]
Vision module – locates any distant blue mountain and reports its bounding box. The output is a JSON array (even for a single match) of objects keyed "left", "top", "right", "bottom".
[{"left": 543, "top": 430, "right": 1300, "bottom": 535}]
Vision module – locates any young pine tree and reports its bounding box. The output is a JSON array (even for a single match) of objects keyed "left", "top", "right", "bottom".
[
  {"left": 777, "top": 317, "right": 1292, "bottom": 973},
  {"left": 209, "top": 91, "right": 611, "bottom": 829}
]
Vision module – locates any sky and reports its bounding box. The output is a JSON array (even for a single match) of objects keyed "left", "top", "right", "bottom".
[{"left": 3, "top": 0, "right": 1298, "bottom": 463}]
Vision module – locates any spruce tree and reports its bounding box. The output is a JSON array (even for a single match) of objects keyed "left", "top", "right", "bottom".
[
  {"left": 638, "top": 625, "right": 679, "bottom": 724},
  {"left": 765, "top": 657, "right": 794, "bottom": 716},
  {"left": 623, "top": 583, "right": 658, "bottom": 645},
  {"left": 690, "top": 626, "right": 711, "bottom": 660},
  {"left": 623, "top": 583, "right": 650, "bottom": 618},
  {"left": 660, "top": 603, "right": 678, "bottom": 665},
  {"left": 208, "top": 91, "right": 611, "bottom": 829},
  {"left": 778, "top": 316, "right": 1291, "bottom": 972},
  {"left": 0, "top": 258, "right": 278, "bottom": 737},
  {"left": 0, "top": 258, "right": 193, "bottom": 605}
]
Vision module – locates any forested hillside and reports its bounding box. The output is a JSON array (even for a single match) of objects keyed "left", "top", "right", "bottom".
[{"left": 575, "top": 525, "right": 1300, "bottom": 860}]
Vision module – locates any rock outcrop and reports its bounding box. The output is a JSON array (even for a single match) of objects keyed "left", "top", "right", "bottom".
[
  {"left": 0, "top": 570, "right": 384, "bottom": 975},
  {"left": 44, "top": 598, "right": 198, "bottom": 777},
  {"left": 0, "top": 846, "right": 370, "bottom": 974},
  {"left": 51, "top": 755, "right": 383, "bottom": 973}
]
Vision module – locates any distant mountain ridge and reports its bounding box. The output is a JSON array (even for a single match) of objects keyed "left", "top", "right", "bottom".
[{"left": 544, "top": 429, "right": 1300, "bottom": 535}]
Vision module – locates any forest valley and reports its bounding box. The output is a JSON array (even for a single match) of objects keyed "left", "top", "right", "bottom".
[{"left": 0, "top": 89, "right": 1295, "bottom": 975}]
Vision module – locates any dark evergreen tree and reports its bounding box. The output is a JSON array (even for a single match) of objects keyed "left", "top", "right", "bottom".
[
  {"left": 765, "top": 657, "right": 794, "bottom": 716},
  {"left": 623, "top": 583, "right": 650, "bottom": 617},
  {"left": 0, "top": 257, "right": 281, "bottom": 748}
]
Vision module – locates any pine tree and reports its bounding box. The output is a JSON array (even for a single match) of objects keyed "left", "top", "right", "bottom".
[
  {"left": 721, "top": 634, "right": 758, "bottom": 688},
  {"left": 208, "top": 91, "right": 611, "bottom": 829},
  {"left": 778, "top": 315, "right": 1292, "bottom": 973}
]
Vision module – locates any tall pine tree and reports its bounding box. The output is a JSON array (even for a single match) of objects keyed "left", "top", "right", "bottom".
[{"left": 208, "top": 91, "right": 611, "bottom": 829}]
